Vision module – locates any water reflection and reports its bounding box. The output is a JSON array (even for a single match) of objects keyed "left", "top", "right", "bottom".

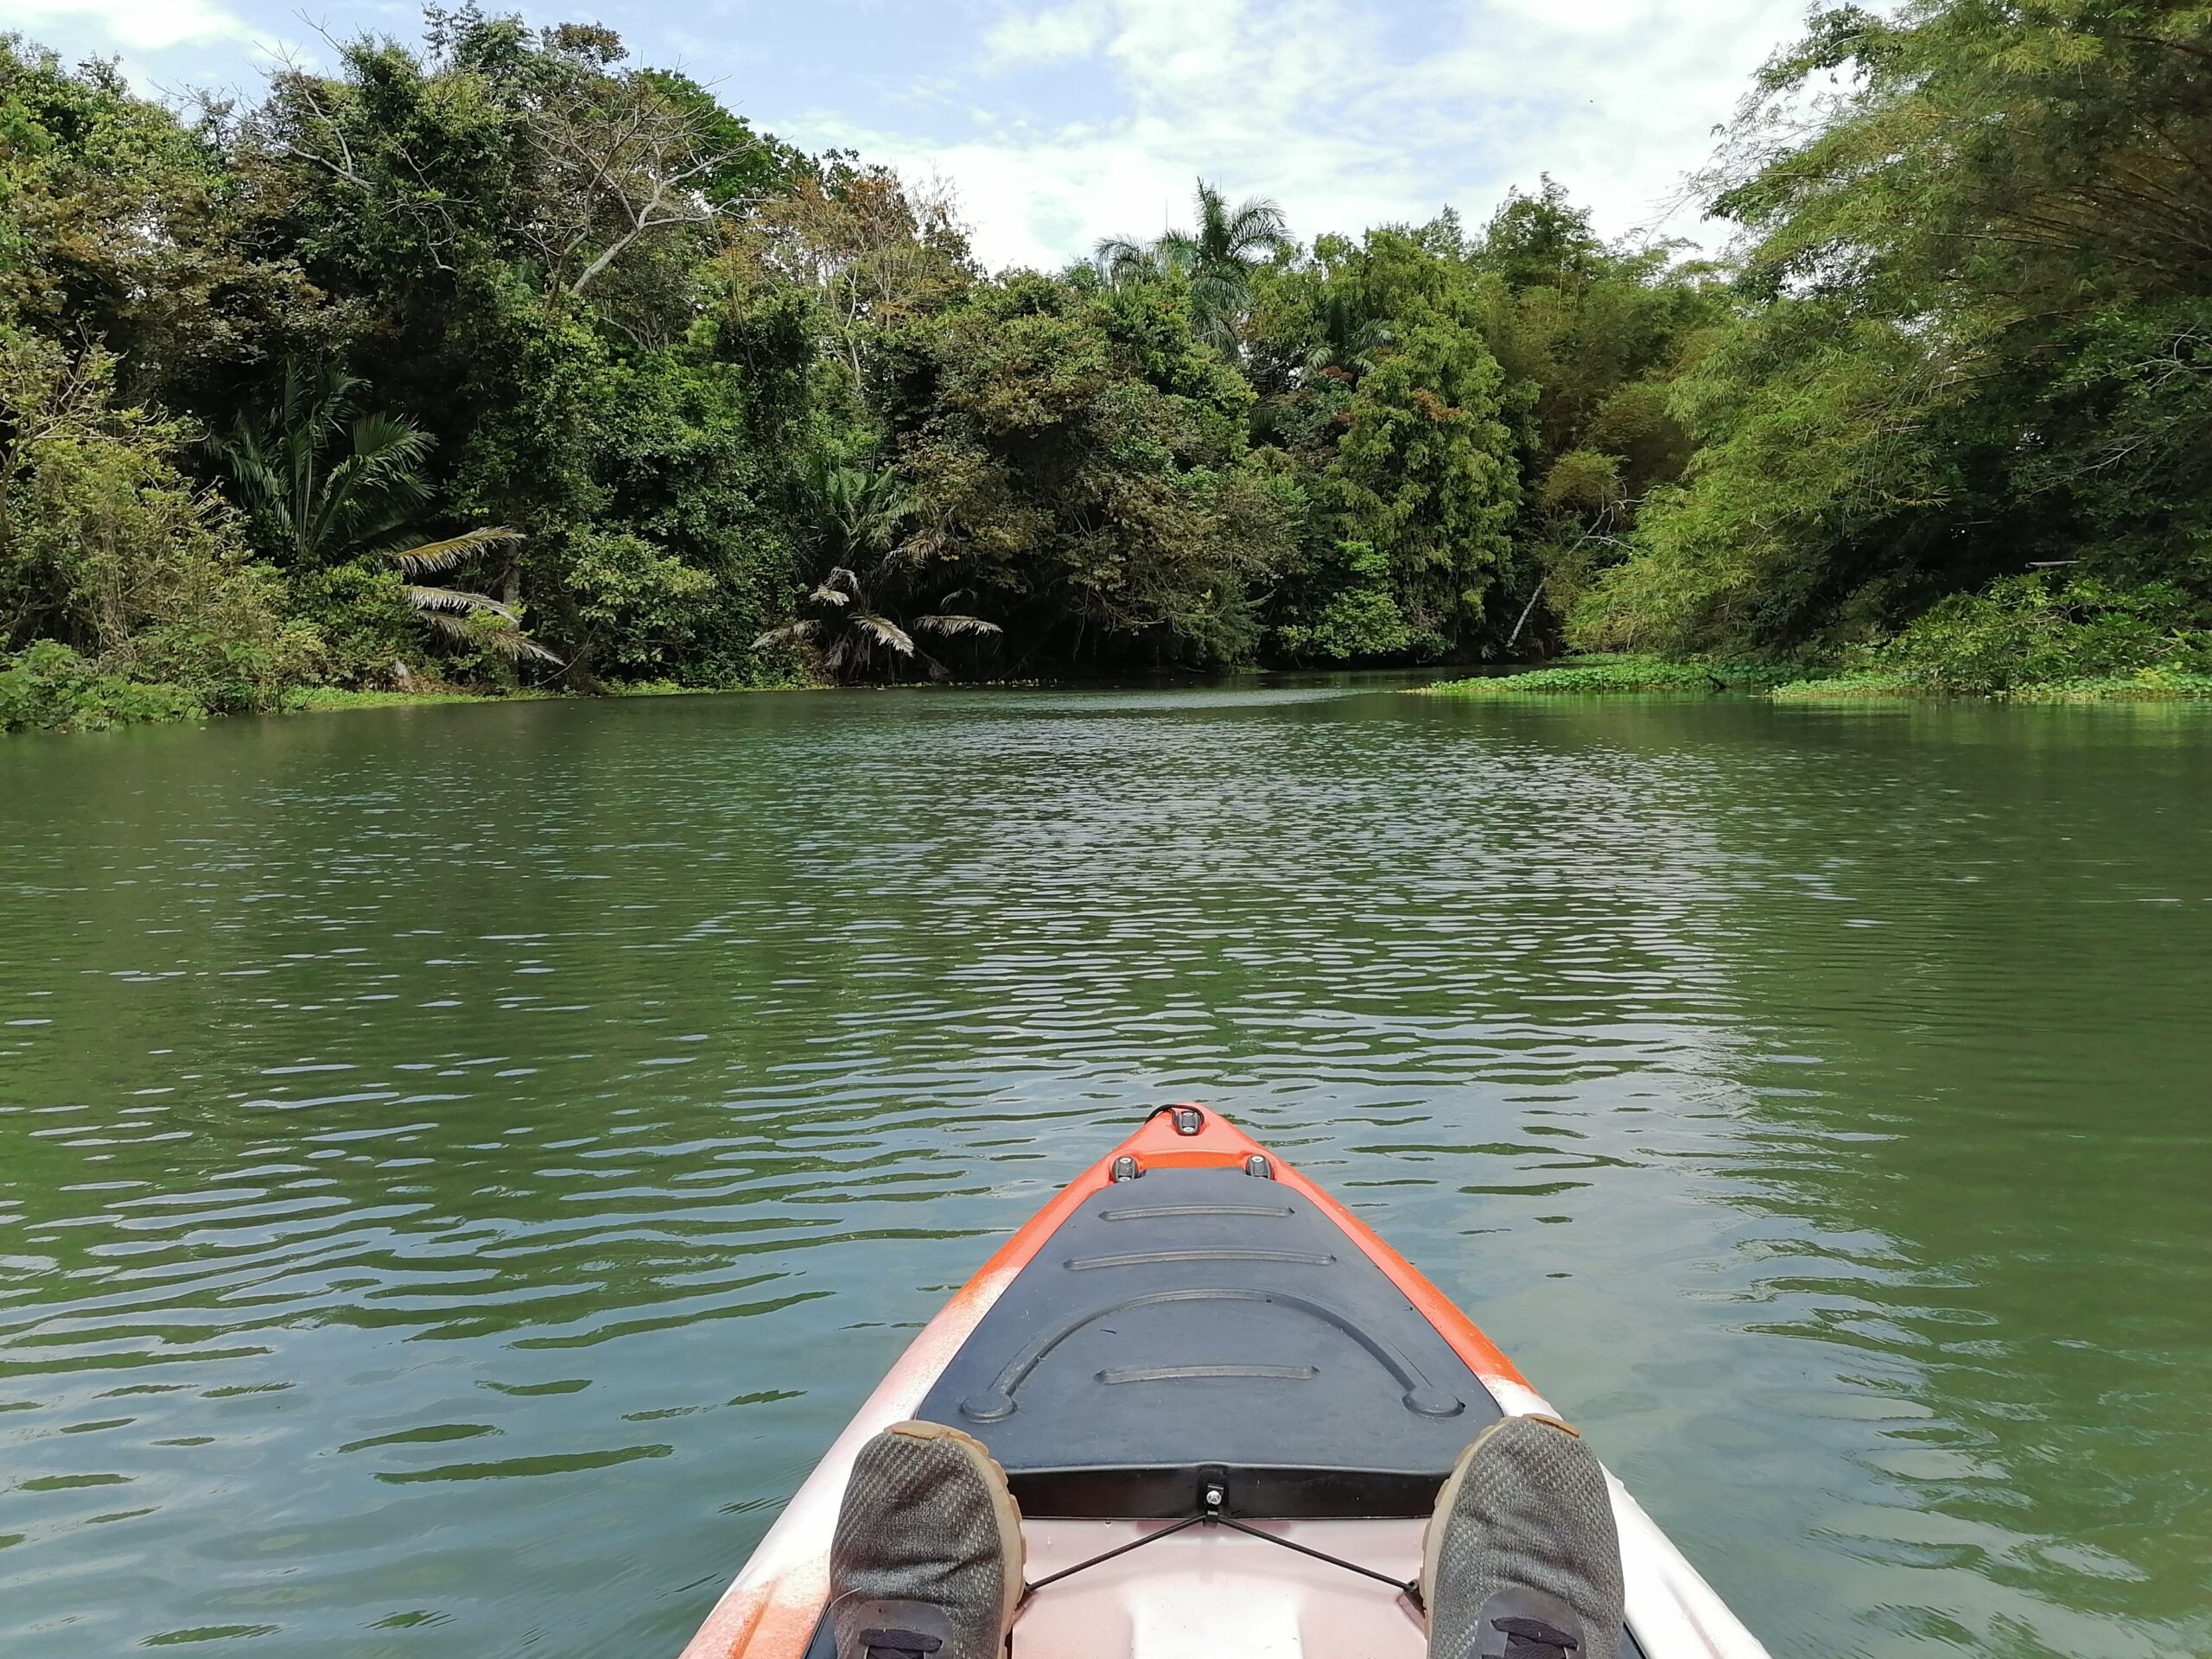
[{"left": 1, "top": 689, "right": 2206, "bottom": 1656}]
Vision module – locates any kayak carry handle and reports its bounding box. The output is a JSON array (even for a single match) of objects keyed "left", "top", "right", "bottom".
[{"left": 1144, "top": 1104, "right": 1206, "bottom": 1135}]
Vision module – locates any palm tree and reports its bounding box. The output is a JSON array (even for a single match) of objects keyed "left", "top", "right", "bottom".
[
  {"left": 211, "top": 361, "right": 555, "bottom": 664},
  {"left": 380, "top": 530, "right": 551, "bottom": 663},
  {"left": 754, "top": 564, "right": 1000, "bottom": 679},
  {"left": 1303, "top": 287, "right": 1394, "bottom": 378},
  {"left": 810, "top": 461, "right": 911, "bottom": 572},
  {"left": 753, "top": 461, "right": 1000, "bottom": 680},
  {"left": 1095, "top": 179, "right": 1292, "bottom": 354}
]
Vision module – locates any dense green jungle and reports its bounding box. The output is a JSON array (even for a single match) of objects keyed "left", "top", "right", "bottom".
[{"left": 4, "top": 0, "right": 2212, "bottom": 730}]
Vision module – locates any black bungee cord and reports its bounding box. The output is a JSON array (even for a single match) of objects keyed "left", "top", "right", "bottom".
[{"left": 1015, "top": 1481, "right": 1423, "bottom": 1613}]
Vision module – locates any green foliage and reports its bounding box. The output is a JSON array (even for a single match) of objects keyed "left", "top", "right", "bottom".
[
  {"left": 1570, "top": 301, "right": 1947, "bottom": 653},
  {"left": 1322, "top": 250, "right": 1519, "bottom": 654},
  {"left": 1763, "top": 575, "right": 2212, "bottom": 699},
  {"left": 210, "top": 361, "right": 433, "bottom": 565},
  {"left": 1272, "top": 542, "right": 1411, "bottom": 662},
  {"left": 0, "top": 641, "right": 203, "bottom": 731},
  {"left": 886, "top": 271, "right": 1287, "bottom": 668},
  {"left": 233, "top": 21, "right": 813, "bottom": 689},
  {"left": 208, "top": 358, "right": 548, "bottom": 666},
  {"left": 0, "top": 39, "right": 328, "bottom": 406},
  {"left": 1456, "top": 186, "right": 1728, "bottom": 645},
  {"left": 0, "top": 332, "right": 316, "bottom": 712},
  {"left": 1473, "top": 177, "right": 1606, "bottom": 294},
  {"left": 1581, "top": 0, "right": 2212, "bottom": 657},
  {"left": 1766, "top": 671, "right": 1924, "bottom": 702},
  {"left": 1856, "top": 575, "right": 2212, "bottom": 695},
  {"left": 15, "top": 4, "right": 2202, "bottom": 724},
  {"left": 1096, "top": 180, "right": 1292, "bottom": 357},
  {"left": 1427, "top": 656, "right": 1789, "bottom": 696},
  {"left": 282, "top": 683, "right": 548, "bottom": 710},
  {"left": 1245, "top": 228, "right": 1526, "bottom": 661},
  {"left": 556, "top": 526, "right": 717, "bottom": 669},
  {"left": 290, "top": 561, "right": 422, "bottom": 684},
  {"left": 2004, "top": 672, "right": 2212, "bottom": 702}
]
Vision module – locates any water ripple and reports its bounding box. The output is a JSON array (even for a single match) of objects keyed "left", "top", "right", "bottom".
[{"left": 1, "top": 687, "right": 2208, "bottom": 1656}]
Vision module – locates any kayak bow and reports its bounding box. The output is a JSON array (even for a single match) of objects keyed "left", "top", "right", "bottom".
[{"left": 680, "top": 1107, "right": 1770, "bottom": 1659}]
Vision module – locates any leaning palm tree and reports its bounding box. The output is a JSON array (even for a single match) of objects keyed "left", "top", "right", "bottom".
[
  {"left": 210, "top": 361, "right": 556, "bottom": 664},
  {"left": 1095, "top": 179, "right": 1292, "bottom": 354}
]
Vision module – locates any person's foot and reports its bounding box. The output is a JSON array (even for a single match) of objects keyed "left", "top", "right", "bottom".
[
  {"left": 827, "top": 1421, "right": 1025, "bottom": 1659},
  {"left": 1421, "top": 1414, "right": 1625, "bottom": 1659}
]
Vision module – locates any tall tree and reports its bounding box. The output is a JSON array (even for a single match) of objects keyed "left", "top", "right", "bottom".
[
  {"left": 883, "top": 272, "right": 1292, "bottom": 669},
  {"left": 1579, "top": 0, "right": 2212, "bottom": 654},
  {"left": 1096, "top": 180, "right": 1293, "bottom": 355},
  {"left": 1244, "top": 228, "right": 1524, "bottom": 661}
]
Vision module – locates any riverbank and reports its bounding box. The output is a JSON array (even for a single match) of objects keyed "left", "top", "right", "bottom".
[
  {"left": 0, "top": 652, "right": 766, "bottom": 737},
  {"left": 283, "top": 686, "right": 559, "bottom": 713},
  {"left": 283, "top": 681, "right": 744, "bottom": 714},
  {"left": 18, "top": 655, "right": 2212, "bottom": 738},
  {"left": 1427, "top": 656, "right": 2212, "bottom": 704},
  {"left": 0, "top": 674, "right": 552, "bottom": 736},
  {"left": 1425, "top": 657, "right": 1795, "bottom": 696}
]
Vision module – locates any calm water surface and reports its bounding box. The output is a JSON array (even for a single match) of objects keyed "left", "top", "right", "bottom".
[{"left": 1, "top": 686, "right": 2207, "bottom": 1657}]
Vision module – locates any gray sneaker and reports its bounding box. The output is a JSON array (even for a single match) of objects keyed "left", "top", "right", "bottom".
[
  {"left": 1421, "top": 1414, "right": 1626, "bottom": 1659},
  {"left": 828, "top": 1421, "right": 1026, "bottom": 1659}
]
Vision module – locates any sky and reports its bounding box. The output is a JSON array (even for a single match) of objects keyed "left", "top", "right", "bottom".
[{"left": 12, "top": 0, "right": 1823, "bottom": 270}]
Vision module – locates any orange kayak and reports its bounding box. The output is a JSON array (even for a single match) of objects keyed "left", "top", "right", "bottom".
[{"left": 680, "top": 1107, "right": 1771, "bottom": 1659}]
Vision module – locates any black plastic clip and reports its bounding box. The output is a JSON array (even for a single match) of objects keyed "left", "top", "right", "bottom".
[
  {"left": 1198, "top": 1465, "right": 1230, "bottom": 1518},
  {"left": 1109, "top": 1154, "right": 1141, "bottom": 1183}
]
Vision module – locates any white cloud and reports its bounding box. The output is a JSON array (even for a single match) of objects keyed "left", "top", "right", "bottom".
[
  {"left": 813, "top": 0, "right": 1815, "bottom": 271},
  {"left": 10, "top": 0, "right": 259, "bottom": 53},
  {"left": 982, "top": 1, "right": 1110, "bottom": 67}
]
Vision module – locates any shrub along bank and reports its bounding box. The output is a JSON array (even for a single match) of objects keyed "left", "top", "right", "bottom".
[{"left": 1432, "top": 576, "right": 2212, "bottom": 702}]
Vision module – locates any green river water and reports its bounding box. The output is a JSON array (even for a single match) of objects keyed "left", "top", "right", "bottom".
[{"left": 1, "top": 684, "right": 2207, "bottom": 1657}]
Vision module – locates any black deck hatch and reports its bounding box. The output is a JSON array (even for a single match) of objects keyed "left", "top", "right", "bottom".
[{"left": 914, "top": 1166, "right": 1502, "bottom": 1517}]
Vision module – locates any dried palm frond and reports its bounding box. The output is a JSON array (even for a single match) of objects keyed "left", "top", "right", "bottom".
[
  {"left": 851, "top": 613, "right": 915, "bottom": 655},
  {"left": 493, "top": 631, "right": 564, "bottom": 665},
  {"left": 912, "top": 613, "right": 1002, "bottom": 639},
  {"left": 879, "top": 534, "right": 938, "bottom": 570},
  {"left": 753, "top": 620, "right": 823, "bottom": 650},
  {"left": 416, "top": 609, "right": 563, "bottom": 664},
  {"left": 403, "top": 576, "right": 559, "bottom": 664},
  {"left": 404, "top": 584, "right": 520, "bottom": 623},
  {"left": 385, "top": 525, "right": 525, "bottom": 576}
]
